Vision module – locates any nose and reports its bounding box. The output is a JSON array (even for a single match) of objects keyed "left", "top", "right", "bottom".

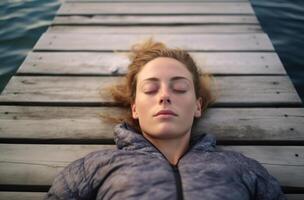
[{"left": 159, "top": 85, "right": 171, "bottom": 105}]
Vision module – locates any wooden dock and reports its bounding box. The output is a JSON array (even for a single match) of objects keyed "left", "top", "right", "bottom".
[{"left": 0, "top": 0, "right": 304, "bottom": 199}]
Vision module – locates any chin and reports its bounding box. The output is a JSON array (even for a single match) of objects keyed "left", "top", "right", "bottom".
[
  {"left": 153, "top": 125, "right": 184, "bottom": 139},
  {"left": 157, "top": 122, "right": 176, "bottom": 131},
  {"left": 141, "top": 121, "right": 190, "bottom": 139}
]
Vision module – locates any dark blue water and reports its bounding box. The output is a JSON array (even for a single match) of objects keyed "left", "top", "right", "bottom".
[
  {"left": 251, "top": 0, "right": 304, "bottom": 102},
  {"left": 0, "top": 0, "right": 60, "bottom": 92},
  {"left": 0, "top": 0, "right": 303, "bottom": 103}
]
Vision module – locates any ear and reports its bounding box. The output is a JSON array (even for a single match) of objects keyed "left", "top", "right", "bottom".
[
  {"left": 131, "top": 103, "right": 139, "bottom": 119},
  {"left": 194, "top": 97, "right": 202, "bottom": 117}
]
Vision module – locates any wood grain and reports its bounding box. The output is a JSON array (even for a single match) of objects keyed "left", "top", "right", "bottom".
[
  {"left": 0, "top": 107, "right": 303, "bottom": 141},
  {"left": 0, "top": 76, "right": 301, "bottom": 105},
  {"left": 34, "top": 33, "right": 275, "bottom": 51},
  {"left": 58, "top": 2, "right": 254, "bottom": 15},
  {"left": 47, "top": 25, "right": 262, "bottom": 34},
  {"left": 17, "top": 52, "right": 286, "bottom": 75},
  {"left": 53, "top": 15, "right": 259, "bottom": 25}
]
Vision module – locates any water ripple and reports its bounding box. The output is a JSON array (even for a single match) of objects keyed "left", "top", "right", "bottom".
[
  {"left": 0, "top": 0, "right": 60, "bottom": 92},
  {"left": 251, "top": 0, "right": 304, "bottom": 101}
]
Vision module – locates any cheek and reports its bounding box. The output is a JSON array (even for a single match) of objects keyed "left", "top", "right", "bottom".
[
  {"left": 177, "top": 96, "right": 198, "bottom": 114},
  {"left": 134, "top": 94, "right": 155, "bottom": 115}
]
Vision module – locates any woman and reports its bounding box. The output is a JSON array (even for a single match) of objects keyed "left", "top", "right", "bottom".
[{"left": 45, "top": 38, "right": 286, "bottom": 200}]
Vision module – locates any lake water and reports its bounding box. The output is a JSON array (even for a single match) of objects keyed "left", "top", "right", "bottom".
[
  {"left": 0, "top": 0, "right": 303, "bottom": 102},
  {"left": 251, "top": 0, "right": 304, "bottom": 102},
  {"left": 0, "top": 0, "right": 60, "bottom": 92}
]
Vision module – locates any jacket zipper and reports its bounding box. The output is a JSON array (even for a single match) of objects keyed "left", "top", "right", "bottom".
[
  {"left": 141, "top": 138, "right": 185, "bottom": 200},
  {"left": 170, "top": 164, "right": 184, "bottom": 200}
]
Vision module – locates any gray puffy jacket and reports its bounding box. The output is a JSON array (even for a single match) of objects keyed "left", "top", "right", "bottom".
[{"left": 45, "top": 123, "right": 286, "bottom": 200}]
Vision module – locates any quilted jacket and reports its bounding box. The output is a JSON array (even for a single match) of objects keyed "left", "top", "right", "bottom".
[{"left": 45, "top": 123, "right": 286, "bottom": 200}]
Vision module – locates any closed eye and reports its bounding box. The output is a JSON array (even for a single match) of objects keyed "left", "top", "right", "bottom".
[
  {"left": 142, "top": 83, "right": 159, "bottom": 94},
  {"left": 172, "top": 81, "right": 189, "bottom": 93},
  {"left": 173, "top": 88, "right": 187, "bottom": 93},
  {"left": 144, "top": 89, "right": 158, "bottom": 94}
]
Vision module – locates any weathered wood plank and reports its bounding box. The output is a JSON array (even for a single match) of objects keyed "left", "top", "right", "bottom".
[
  {"left": 0, "top": 107, "right": 303, "bottom": 141},
  {"left": 0, "top": 144, "right": 302, "bottom": 187},
  {"left": 47, "top": 25, "right": 262, "bottom": 34},
  {"left": 58, "top": 2, "right": 254, "bottom": 15},
  {"left": 0, "top": 144, "right": 112, "bottom": 186},
  {"left": 0, "top": 192, "right": 46, "bottom": 200},
  {"left": 0, "top": 76, "right": 301, "bottom": 106},
  {"left": 53, "top": 15, "right": 259, "bottom": 25},
  {"left": 34, "top": 33, "right": 274, "bottom": 51},
  {"left": 17, "top": 52, "right": 286, "bottom": 75}
]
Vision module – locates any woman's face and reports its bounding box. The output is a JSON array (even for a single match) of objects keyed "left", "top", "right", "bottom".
[{"left": 131, "top": 57, "right": 202, "bottom": 140}]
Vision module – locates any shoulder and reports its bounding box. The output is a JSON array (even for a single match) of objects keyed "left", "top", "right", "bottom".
[
  {"left": 83, "top": 148, "right": 117, "bottom": 165},
  {"left": 215, "top": 149, "right": 268, "bottom": 175},
  {"left": 46, "top": 148, "right": 118, "bottom": 199},
  {"left": 70, "top": 148, "right": 117, "bottom": 177},
  {"left": 57, "top": 148, "right": 117, "bottom": 182},
  {"left": 215, "top": 149, "right": 286, "bottom": 199}
]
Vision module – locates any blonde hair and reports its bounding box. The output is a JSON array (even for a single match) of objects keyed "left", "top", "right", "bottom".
[{"left": 106, "top": 38, "right": 215, "bottom": 133}]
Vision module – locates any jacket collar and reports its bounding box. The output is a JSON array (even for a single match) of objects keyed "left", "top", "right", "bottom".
[{"left": 114, "top": 123, "right": 216, "bottom": 154}]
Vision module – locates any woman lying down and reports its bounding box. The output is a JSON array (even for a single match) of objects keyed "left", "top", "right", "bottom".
[{"left": 45, "top": 38, "right": 286, "bottom": 200}]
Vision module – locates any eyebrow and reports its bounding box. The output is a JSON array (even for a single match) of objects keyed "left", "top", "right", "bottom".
[{"left": 142, "top": 76, "right": 191, "bottom": 82}]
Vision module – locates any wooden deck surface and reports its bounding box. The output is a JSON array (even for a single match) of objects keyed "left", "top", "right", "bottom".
[{"left": 0, "top": 0, "right": 303, "bottom": 199}]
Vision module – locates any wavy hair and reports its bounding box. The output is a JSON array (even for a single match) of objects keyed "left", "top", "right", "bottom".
[{"left": 105, "top": 38, "right": 216, "bottom": 133}]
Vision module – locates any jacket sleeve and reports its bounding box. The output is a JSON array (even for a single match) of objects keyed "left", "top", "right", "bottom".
[
  {"left": 237, "top": 153, "right": 287, "bottom": 200},
  {"left": 44, "top": 157, "right": 92, "bottom": 200}
]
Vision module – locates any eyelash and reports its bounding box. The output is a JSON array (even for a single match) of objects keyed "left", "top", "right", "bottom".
[
  {"left": 144, "top": 90, "right": 157, "bottom": 94},
  {"left": 143, "top": 88, "right": 187, "bottom": 94},
  {"left": 173, "top": 88, "right": 187, "bottom": 93}
]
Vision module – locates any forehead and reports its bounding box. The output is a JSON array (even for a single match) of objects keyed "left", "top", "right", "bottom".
[{"left": 137, "top": 57, "right": 192, "bottom": 81}]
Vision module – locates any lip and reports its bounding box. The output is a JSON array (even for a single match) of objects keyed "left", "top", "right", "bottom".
[{"left": 154, "top": 109, "right": 178, "bottom": 117}]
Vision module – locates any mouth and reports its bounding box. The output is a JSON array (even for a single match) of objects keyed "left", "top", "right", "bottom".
[{"left": 154, "top": 110, "right": 178, "bottom": 117}]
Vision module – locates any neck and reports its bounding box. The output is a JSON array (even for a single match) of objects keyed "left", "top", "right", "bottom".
[{"left": 142, "top": 132, "right": 191, "bottom": 166}]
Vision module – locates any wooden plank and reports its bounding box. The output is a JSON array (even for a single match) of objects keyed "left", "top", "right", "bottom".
[
  {"left": 0, "top": 107, "right": 303, "bottom": 141},
  {"left": 0, "top": 192, "right": 45, "bottom": 200},
  {"left": 0, "top": 76, "right": 301, "bottom": 106},
  {"left": 53, "top": 15, "right": 259, "bottom": 25},
  {"left": 17, "top": 52, "right": 286, "bottom": 75},
  {"left": 0, "top": 144, "right": 302, "bottom": 187},
  {"left": 47, "top": 25, "right": 262, "bottom": 34},
  {"left": 58, "top": 2, "right": 254, "bottom": 15},
  {"left": 34, "top": 33, "right": 274, "bottom": 51},
  {"left": 192, "top": 107, "right": 304, "bottom": 141},
  {"left": 0, "top": 144, "right": 112, "bottom": 186}
]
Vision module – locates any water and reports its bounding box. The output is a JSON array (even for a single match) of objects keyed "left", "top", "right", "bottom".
[
  {"left": 0, "top": 0, "right": 60, "bottom": 92},
  {"left": 251, "top": 0, "right": 304, "bottom": 102},
  {"left": 0, "top": 0, "right": 303, "bottom": 102}
]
